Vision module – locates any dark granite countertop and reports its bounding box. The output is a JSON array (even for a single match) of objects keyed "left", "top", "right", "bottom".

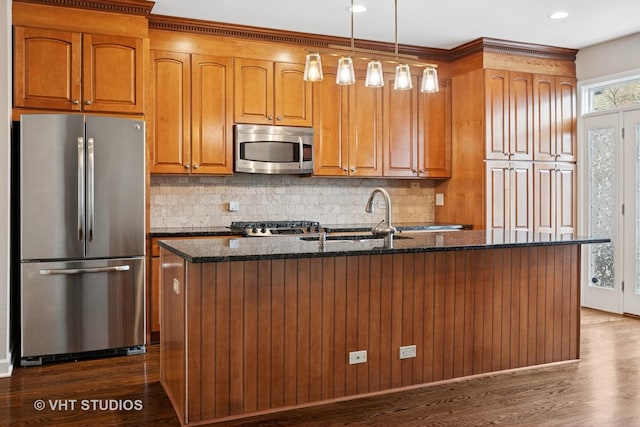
[
  {"left": 323, "top": 222, "right": 472, "bottom": 233},
  {"left": 149, "top": 226, "right": 239, "bottom": 238},
  {"left": 158, "top": 230, "right": 609, "bottom": 263},
  {"left": 149, "top": 222, "right": 471, "bottom": 238}
]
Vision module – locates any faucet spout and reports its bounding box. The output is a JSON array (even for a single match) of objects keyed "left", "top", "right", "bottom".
[{"left": 365, "top": 188, "right": 396, "bottom": 246}]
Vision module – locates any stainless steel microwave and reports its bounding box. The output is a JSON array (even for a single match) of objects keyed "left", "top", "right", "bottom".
[{"left": 234, "top": 124, "right": 314, "bottom": 174}]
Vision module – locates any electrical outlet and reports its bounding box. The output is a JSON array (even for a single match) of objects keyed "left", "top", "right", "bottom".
[
  {"left": 399, "top": 344, "right": 416, "bottom": 359},
  {"left": 229, "top": 201, "right": 240, "bottom": 212},
  {"left": 349, "top": 350, "right": 367, "bottom": 364},
  {"left": 435, "top": 193, "right": 445, "bottom": 206},
  {"left": 411, "top": 182, "right": 420, "bottom": 189}
]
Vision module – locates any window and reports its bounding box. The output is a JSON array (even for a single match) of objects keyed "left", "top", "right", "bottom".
[{"left": 588, "top": 78, "right": 640, "bottom": 112}]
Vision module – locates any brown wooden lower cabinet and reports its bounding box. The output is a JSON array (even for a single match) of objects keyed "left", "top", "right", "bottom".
[{"left": 160, "top": 244, "right": 580, "bottom": 426}]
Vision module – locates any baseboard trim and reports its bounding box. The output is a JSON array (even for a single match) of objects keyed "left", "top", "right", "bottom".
[{"left": 0, "top": 352, "right": 14, "bottom": 377}]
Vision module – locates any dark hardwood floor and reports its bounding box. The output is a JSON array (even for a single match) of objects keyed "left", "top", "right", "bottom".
[{"left": 1, "top": 308, "right": 640, "bottom": 426}]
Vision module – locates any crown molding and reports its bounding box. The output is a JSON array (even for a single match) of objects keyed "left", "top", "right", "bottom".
[
  {"left": 13, "top": 0, "right": 155, "bottom": 16},
  {"left": 450, "top": 37, "right": 578, "bottom": 61}
]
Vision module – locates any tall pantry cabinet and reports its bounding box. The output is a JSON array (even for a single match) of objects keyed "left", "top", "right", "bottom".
[{"left": 434, "top": 52, "right": 577, "bottom": 234}]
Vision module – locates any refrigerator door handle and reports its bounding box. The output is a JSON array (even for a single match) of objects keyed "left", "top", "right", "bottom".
[
  {"left": 87, "top": 137, "right": 95, "bottom": 242},
  {"left": 39, "top": 265, "right": 131, "bottom": 275},
  {"left": 77, "top": 137, "right": 85, "bottom": 242}
]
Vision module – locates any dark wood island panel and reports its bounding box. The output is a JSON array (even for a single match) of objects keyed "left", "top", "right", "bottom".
[{"left": 161, "top": 244, "right": 580, "bottom": 426}]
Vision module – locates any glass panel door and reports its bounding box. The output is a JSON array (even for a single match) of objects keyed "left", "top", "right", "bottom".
[
  {"left": 583, "top": 109, "right": 640, "bottom": 315},
  {"left": 623, "top": 110, "right": 640, "bottom": 314},
  {"left": 583, "top": 113, "right": 621, "bottom": 312}
]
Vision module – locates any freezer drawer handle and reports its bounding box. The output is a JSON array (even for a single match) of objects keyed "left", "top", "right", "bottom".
[{"left": 39, "top": 265, "right": 130, "bottom": 275}]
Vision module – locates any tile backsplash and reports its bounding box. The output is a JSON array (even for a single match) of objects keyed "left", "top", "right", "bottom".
[{"left": 150, "top": 174, "right": 436, "bottom": 228}]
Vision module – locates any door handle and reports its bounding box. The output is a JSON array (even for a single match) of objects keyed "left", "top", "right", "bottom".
[
  {"left": 87, "top": 137, "right": 95, "bottom": 242},
  {"left": 77, "top": 137, "right": 84, "bottom": 242},
  {"left": 39, "top": 265, "right": 130, "bottom": 275}
]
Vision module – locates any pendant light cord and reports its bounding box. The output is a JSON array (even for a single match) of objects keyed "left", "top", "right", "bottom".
[
  {"left": 394, "top": 0, "right": 398, "bottom": 60},
  {"left": 351, "top": 0, "right": 355, "bottom": 53}
]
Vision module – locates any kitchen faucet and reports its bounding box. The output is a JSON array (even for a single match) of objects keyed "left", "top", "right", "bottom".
[{"left": 365, "top": 188, "right": 397, "bottom": 246}]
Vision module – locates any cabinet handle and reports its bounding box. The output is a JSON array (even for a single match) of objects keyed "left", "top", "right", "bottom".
[
  {"left": 72, "top": 99, "right": 80, "bottom": 105},
  {"left": 193, "top": 164, "right": 200, "bottom": 169},
  {"left": 276, "top": 116, "right": 282, "bottom": 121},
  {"left": 268, "top": 115, "right": 273, "bottom": 120},
  {"left": 84, "top": 100, "right": 92, "bottom": 106},
  {"left": 343, "top": 167, "right": 348, "bottom": 173},
  {"left": 350, "top": 168, "right": 356, "bottom": 173},
  {"left": 420, "top": 169, "right": 425, "bottom": 173},
  {"left": 184, "top": 164, "right": 190, "bottom": 169}
]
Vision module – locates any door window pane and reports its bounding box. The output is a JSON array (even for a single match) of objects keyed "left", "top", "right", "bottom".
[
  {"left": 588, "top": 127, "right": 616, "bottom": 289},
  {"left": 589, "top": 79, "right": 640, "bottom": 112}
]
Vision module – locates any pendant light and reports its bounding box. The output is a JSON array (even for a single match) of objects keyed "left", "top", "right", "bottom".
[
  {"left": 392, "top": 0, "right": 412, "bottom": 90},
  {"left": 421, "top": 66, "right": 439, "bottom": 93},
  {"left": 365, "top": 60, "right": 384, "bottom": 87},
  {"left": 303, "top": 52, "right": 323, "bottom": 82},
  {"left": 336, "top": 0, "right": 356, "bottom": 85}
]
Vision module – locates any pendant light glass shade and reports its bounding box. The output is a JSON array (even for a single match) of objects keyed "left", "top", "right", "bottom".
[
  {"left": 365, "top": 60, "right": 384, "bottom": 87},
  {"left": 393, "top": 64, "right": 412, "bottom": 90},
  {"left": 420, "top": 66, "right": 439, "bottom": 93},
  {"left": 336, "top": 56, "right": 356, "bottom": 85},
  {"left": 303, "top": 53, "right": 323, "bottom": 82}
]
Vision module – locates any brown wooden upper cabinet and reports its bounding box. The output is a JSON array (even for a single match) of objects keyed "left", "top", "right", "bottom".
[
  {"left": 313, "top": 68, "right": 383, "bottom": 177},
  {"left": 150, "top": 50, "right": 233, "bottom": 175},
  {"left": 382, "top": 72, "right": 451, "bottom": 178},
  {"left": 14, "top": 26, "right": 143, "bottom": 114},
  {"left": 484, "top": 70, "right": 533, "bottom": 161},
  {"left": 533, "top": 75, "right": 577, "bottom": 162},
  {"left": 234, "top": 58, "right": 312, "bottom": 126}
]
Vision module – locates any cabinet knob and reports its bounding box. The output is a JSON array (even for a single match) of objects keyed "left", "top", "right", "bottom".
[
  {"left": 72, "top": 99, "right": 80, "bottom": 105},
  {"left": 268, "top": 115, "right": 273, "bottom": 121},
  {"left": 193, "top": 164, "right": 200, "bottom": 169},
  {"left": 343, "top": 167, "right": 348, "bottom": 173},
  {"left": 84, "top": 100, "right": 92, "bottom": 106},
  {"left": 350, "top": 168, "right": 356, "bottom": 173},
  {"left": 184, "top": 164, "right": 190, "bottom": 169},
  {"left": 276, "top": 116, "right": 282, "bottom": 121},
  {"left": 420, "top": 169, "right": 425, "bottom": 173}
]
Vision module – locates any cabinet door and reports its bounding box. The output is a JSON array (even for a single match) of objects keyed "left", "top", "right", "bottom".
[
  {"left": 82, "top": 34, "right": 143, "bottom": 114},
  {"left": 534, "top": 75, "right": 577, "bottom": 162},
  {"left": 234, "top": 58, "right": 273, "bottom": 124},
  {"left": 555, "top": 77, "right": 577, "bottom": 162},
  {"left": 510, "top": 161, "right": 533, "bottom": 231},
  {"left": 383, "top": 72, "right": 419, "bottom": 177},
  {"left": 508, "top": 72, "right": 533, "bottom": 160},
  {"left": 312, "top": 68, "right": 349, "bottom": 176},
  {"left": 533, "top": 75, "right": 556, "bottom": 161},
  {"left": 348, "top": 72, "right": 383, "bottom": 176},
  {"left": 191, "top": 54, "right": 234, "bottom": 174},
  {"left": 486, "top": 160, "right": 533, "bottom": 231},
  {"left": 485, "top": 70, "right": 510, "bottom": 160},
  {"left": 418, "top": 78, "right": 452, "bottom": 178},
  {"left": 150, "top": 50, "right": 191, "bottom": 174},
  {"left": 486, "top": 161, "right": 510, "bottom": 230},
  {"left": 274, "top": 62, "right": 313, "bottom": 126},
  {"left": 534, "top": 162, "right": 576, "bottom": 235},
  {"left": 13, "top": 26, "right": 82, "bottom": 111}
]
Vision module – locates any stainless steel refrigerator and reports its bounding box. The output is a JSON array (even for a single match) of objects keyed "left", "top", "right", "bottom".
[{"left": 14, "top": 114, "right": 146, "bottom": 365}]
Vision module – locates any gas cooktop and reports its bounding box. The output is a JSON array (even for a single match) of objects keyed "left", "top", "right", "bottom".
[{"left": 229, "top": 220, "right": 322, "bottom": 237}]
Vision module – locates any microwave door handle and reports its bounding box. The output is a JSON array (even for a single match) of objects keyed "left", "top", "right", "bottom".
[{"left": 298, "top": 136, "right": 303, "bottom": 170}]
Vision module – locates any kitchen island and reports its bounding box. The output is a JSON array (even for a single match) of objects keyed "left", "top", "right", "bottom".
[{"left": 158, "top": 231, "right": 607, "bottom": 426}]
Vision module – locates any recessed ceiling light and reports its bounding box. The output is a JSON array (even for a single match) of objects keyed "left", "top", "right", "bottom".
[
  {"left": 347, "top": 4, "right": 367, "bottom": 13},
  {"left": 549, "top": 10, "right": 569, "bottom": 20}
]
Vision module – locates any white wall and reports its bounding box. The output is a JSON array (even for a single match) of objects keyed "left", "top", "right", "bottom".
[
  {"left": 0, "top": 0, "right": 12, "bottom": 377},
  {"left": 576, "top": 32, "right": 640, "bottom": 81}
]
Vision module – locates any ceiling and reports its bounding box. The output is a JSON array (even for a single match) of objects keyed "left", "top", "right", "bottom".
[{"left": 150, "top": 0, "right": 640, "bottom": 51}]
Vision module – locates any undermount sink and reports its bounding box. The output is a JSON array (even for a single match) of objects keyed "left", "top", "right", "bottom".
[{"left": 299, "top": 234, "right": 413, "bottom": 242}]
